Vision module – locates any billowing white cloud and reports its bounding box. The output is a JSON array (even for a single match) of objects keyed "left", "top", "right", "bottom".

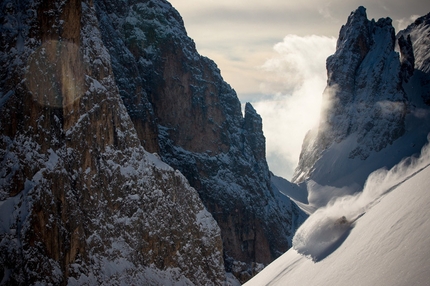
[{"left": 253, "top": 35, "right": 336, "bottom": 179}]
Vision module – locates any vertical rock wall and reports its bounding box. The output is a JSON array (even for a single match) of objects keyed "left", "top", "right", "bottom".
[
  {"left": 94, "top": 0, "right": 304, "bottom": 282},
  {"left": 0, "top": 0, "right": 225, "bottom": 284}
]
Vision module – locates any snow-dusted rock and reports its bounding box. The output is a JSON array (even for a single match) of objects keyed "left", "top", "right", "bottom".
[
  {"left": 398, "top": 12, "right": 430, "bottom": 74},
  {"left": 398, "top": 34, "right": 415, "bottom": 82},
  {"left": 293, "top": 7, "right": 430, "bottom": 191},
  {"left": 398, "top": 12, "right": 430, "bottom": 104},
  {"left": 0, "top": 0, "right": 305, "bottom": 284},
  {"left": 93, "top": 0, "right": 305, "bottom": 282},
  {"left": 0, "top": 0, "right": 225, "bottom": 284}
]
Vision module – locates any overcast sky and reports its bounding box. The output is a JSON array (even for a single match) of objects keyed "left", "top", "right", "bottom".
[{"left": 168, "top": 0, "right": 430, "bottom": 179}]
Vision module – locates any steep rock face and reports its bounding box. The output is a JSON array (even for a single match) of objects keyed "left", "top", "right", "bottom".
[
  {"left": 398, "top": 13, "right": 430, "bottom": 104},
  {"left": 398, "top": 34, "right": 415, "bottom": 82},
  {"left": 0, "top": 0, "right": 225, "bottom": 284},
  {"left": 293, "top": 7, "right": 409, "bottom": 186},
  {"left": 398, "top": 13, "right": 430, "bottom": 73},
  {"left": 93, "top": 0, "right": 305, "bottom": 282}
]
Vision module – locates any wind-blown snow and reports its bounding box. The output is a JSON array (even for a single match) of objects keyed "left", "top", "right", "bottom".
[
  {"left": 245, "top": 137, "right": 430, "bottom": 285},
  {"left": 294, "top": 135, "right": 430, "bottom": 261}
]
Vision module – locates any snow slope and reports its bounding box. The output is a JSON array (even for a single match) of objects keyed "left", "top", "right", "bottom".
[{"left": 246, "top": 141, "right": 430, "bottom": 285}]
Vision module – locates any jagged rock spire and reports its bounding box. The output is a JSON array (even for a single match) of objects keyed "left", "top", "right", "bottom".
[{"left": 293, "top": 6, "right": 408, "bottom": 186}]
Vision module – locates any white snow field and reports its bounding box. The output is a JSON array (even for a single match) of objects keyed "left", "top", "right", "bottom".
[{"left": 246, "top": 141, "right": 430, "bottom": 285}]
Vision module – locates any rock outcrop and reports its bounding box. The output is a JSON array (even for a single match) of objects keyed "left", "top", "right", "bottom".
[
  {"left": 293, "top": 7, "right": 430, "bottom": 191},
  {"left": 398, "top": 34, "right": 415, "bottom": 82},
  {"left": 93, "top": 0, "right": 305, "bottom": 282},
  {"left": 397, "top": 12, "right": 430, "bottom": 105},
  {"left": 0, "top": 0, "right": 225, "bottom": 284}
]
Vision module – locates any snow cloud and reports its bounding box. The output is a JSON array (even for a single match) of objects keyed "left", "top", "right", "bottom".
[
  {"left": 253, "top": 35, "right": 336, "bottom": 179},
  {"left": 395, "top": 15, "right": 420, "bottom": 31},
  {"left": 293, "top": 134, "right": 430, "bottom": 261}
]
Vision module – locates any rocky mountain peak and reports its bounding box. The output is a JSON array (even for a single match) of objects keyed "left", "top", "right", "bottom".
[
  {"left": 293, "top": 6, "right": 410, "bottom": 186},
  {"left": 244, "top": 102, "right": 262, "bottom": 129},
  {"left": 398, "top": 12, "right": 430, "bottom": 73},
  {"left": 335, "top": 6, "right": 371, "bottom": 64},
  {"left": 243, "top": 102, "right": 266, "bottom": 162}
]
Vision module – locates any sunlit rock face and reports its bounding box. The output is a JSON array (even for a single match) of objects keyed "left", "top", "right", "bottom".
[
  {"left": 94, "top": 0, "right": 304, "bottom": 282},
  {"left": 292, "top": 7, "right": 430, "bottom": 195},
  {"left": 293, "top": 7, "right": 409, "bottom": 186},
  {"left": 0, "top": 0, "right": 225, "bottom": 284}
]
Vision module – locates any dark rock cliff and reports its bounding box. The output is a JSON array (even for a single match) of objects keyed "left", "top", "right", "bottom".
[
  {"left": 397, "top": 12, "right": 430, "bottom": 105},
  {"left": 0, "top": 0, "right": 225, "bottom": 284},
  {"left": 93, "top": 0, "right": 304, "bottom": 282},
  {"left": 0, "top": 0, "right": 305, "bottom": 284},
  {"left": 293, "top": 7, "right": 409, "bottom": 186}
]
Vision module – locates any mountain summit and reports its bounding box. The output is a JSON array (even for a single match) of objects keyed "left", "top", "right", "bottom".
[{"left": 293, "top": 6, "right": 430, "bottom": 192}]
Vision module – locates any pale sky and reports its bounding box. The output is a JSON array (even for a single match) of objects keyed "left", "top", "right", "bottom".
[{"left": 168, "top": 0, "right": 430, "bottom": 179}]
